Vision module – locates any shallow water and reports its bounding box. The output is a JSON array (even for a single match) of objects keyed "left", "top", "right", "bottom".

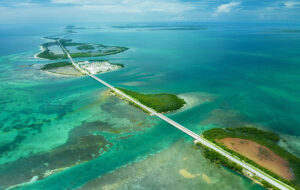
[{"left": 1, "top": 23, "right": 300, "bottom": 190}]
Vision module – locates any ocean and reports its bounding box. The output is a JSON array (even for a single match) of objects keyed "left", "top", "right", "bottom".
[{"left": 1, "top": 22, "right": 300, "bottom": 190}]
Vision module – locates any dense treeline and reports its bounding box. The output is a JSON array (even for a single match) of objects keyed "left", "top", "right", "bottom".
[
  {"left": 77, "top": 44, "right": 95, "bottom": 50},
  {"left": 203, "top": 127, "right": 300, "bottom": 189},
  {"left": 203, "top": 127, "right": 280, "bottom": 144},
  {"left": 112, "top": 63, "right": 124, "bottom": 68},
  {"left": 103, "top": 47, "right": 129, "bottom": 55},
  {"left": 198, "top": 143, "right": 243, "bottom": 172},
  {"left": 117, "top": 88, "right": 186, "bottom": 113},
  {"left": 41, "top": 62, "right": 72, "bottom": 70}
]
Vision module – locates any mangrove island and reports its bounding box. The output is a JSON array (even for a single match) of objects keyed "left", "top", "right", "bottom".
[
  {"left": 197, "top": 127, "right": 300, "bottom": 189},
  {"left": 36, "top": 39, "right": 128, "bottom": 60},
  {"left": 40, "top": 60, "right": 123, "bottom": 76},
  {"left": 112, "top": 88, "right": 186, "bottom": 113}
]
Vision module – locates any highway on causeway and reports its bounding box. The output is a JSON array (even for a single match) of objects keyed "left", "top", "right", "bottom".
[{"left": 58, "top": 39, "right": 294, "bottom": 190}]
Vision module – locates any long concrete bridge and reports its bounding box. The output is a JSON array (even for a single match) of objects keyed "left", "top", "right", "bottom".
[{"left": 57, "top": 39, "right": 294, "bottom": 190}]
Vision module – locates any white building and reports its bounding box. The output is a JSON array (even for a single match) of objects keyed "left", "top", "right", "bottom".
[{"left": 77, "top": 60, "right": 121, "bottom": 74}]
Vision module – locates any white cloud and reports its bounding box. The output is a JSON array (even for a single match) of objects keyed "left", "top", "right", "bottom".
[
  {"left": 51, "top": 0, "right": 195, "bottom": 14},
  {"left": 284, "top": 1, "right": 300, "bottom": 8},
  {"left": 214, "top": 1, "right": 240, "bottom": 15},
  {"left": 1, "top": 0, "right": 300, "bottom": 23},
  {"left": 0, "top": 0, "right": 200, "bottom": 23}
]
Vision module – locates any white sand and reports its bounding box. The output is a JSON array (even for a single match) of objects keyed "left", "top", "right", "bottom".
[
  {"left": 44, "top": 66, "right": 83, "bottom": 77},
  {"left": 175, "top": 92, "right": 214, "bottom": 113}
]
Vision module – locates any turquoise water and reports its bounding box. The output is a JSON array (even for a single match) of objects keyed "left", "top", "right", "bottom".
[{"left": 1, "top": 23, "right": 300, "bottom": 190}]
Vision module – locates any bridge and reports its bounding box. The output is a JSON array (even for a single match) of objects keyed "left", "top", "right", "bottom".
[{"left": 57, "top": 39, "right": 293, "bottom": 190}]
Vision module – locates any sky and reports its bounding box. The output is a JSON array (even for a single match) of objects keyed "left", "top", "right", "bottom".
[{"left": 0, "top": 0, "right": 300, "bottom": 24}]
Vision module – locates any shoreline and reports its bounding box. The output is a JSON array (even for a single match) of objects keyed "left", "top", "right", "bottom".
[
  {"left": 6, "top": 164, "right": 78, "bottom": 190},
  {"left": 111, "top": 88, "right": 186, "bottom": 114},
  {"left": 199, "top": 127, "right": 300, "bottom": 189},
  {"left": 41, "top": 69, "right": 81, "bottom": 77},
  {"left": 34, "top": 45, "right": 47, "bottom": 60},
  {"left": 109, "top": 90, "right": 187, "bottom": 116},
  {"left": 6, "top": 176, "right": 39, "bottom": 190},
  {"left": 39, "top": 62, "right": 122, "bottom": 77}
]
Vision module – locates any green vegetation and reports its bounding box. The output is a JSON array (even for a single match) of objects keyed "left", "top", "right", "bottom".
[
  {"left": 37, "top": 49, "right": 67, "bottom": 60},
  {"left": 202, "top": 127, "right": 300, "bottom": 189},
  {"left": 116, "top": 88, "right": 186, "bottom": 113},
  {"left": 101, "top": 47, "right": 129, "bottom": 55},
  {"left": 61, "top": 39, "right": 129, "bottom": 56},
  {"left": 36, "top": 39, "right": 129, "bottom": 60},
  {"left": 88, "top": 59, "right": 108, "bottom": 62},
  {"left": 112, "top": 63, "right": 124, "bottom": 68},
  {"left": 41, "top": 62, "right": 72, "bottom": 70},
  {"left": 261, "top": 180, "right": 281, "bottom": 190},
  {"left": 203, "top": 127, "right": 280, "bottom": 144},
  {"left": 36, "top": 41, "right": 67, "bottom": 60},
  {"left": 197, "top": 143, "right": 243, "bottom": 172},
  {"left": 70, "top": 52, "right": 93, "bottom": 58},
  {"left": 77, "top": 44, "right": 95, "bottom": 50},
  {"left": 110, "top": 89, "right": 151, "bottom": 114},
  {"left": 69, "top": 49, "right": 128, "bottom": 58},
  {"left": 196, "top": 142, "right": 283, "bottom": 190},
  {"left": 60, "top": 39, "right": 82, "bottom": 47},
  {"left": 116, "top": 63, "right": 124, "bottom": 67}
]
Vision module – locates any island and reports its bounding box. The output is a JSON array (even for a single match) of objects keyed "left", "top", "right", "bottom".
[
  {"left": 36, "top": 39, "right": 128, "bottom": 60},
  {"left": 111, "top": 87, "right": 186, "bottom": 113},
  {"left": 40, "top": 60, "right": 123, "bottom": 76},
  {"left": 77, "top": 60, "right": 123, "bottom": 74},
  {"left": 197, "top": 127, "right": 300, "bottom": 189}
]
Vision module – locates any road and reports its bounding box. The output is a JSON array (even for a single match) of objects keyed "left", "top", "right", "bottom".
[
  {"left": 57, "top": 39, "right": 86, "bottom": 74},
  {"left": 58, "top": 38, "right": 294, "bottom": 190}
]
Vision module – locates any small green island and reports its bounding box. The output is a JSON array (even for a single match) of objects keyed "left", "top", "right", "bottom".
[
  {"left": 40, "top": 61, "right": 82, "bottom": 76},
  {"left": 113, "top": 88, "right": 186, "bottom": 113},
  {"left": 197, "top": 127, "right": 300, "bottom": 189},
  {"left": 40, "top": 60, "right": 123, "bottom": 76},
  {"left": 36, "top": 39, "right": 128, "bottom": 60}
]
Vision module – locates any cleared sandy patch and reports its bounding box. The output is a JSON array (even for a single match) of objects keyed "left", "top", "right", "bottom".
[
  {"left": 179, "top": 169, "right": 213, "bottom": 184},
  {"left": 47, "top": 66, "right": 82, "bottom": 76},
  {"left": 202, "top": 174, "right": 212, "bottom": 184},
  {"left": 218, "top": 138, "right": 294, "bottom": 180},
  {"left": 179, "top": 169, "right": 200, "bottom": 179}
]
